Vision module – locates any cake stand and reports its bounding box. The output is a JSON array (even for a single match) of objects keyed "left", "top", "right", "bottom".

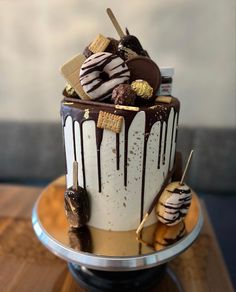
[{"left": 32, "top": 177, "right": 203, "bottom": 291}]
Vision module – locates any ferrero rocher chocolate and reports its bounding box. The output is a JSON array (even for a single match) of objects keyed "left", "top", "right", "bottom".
[
  {"left": 65, "top": 84, "right": 78, "bottom": 98},
  {"left": 112, "top": 84, "right": 136, "bottom": 105}
]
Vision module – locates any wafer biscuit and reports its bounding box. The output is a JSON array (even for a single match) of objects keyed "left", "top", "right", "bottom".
[
  {"left": 115, "top": 105, "right": 139, "bottom": 111},
  {"left": 97, "top": 111, "right": 123, "bottom": 133},
  {"left": 156, "top": 96, "right": 172, "bottom": 104},
  {"left": 89, "top": 34, "right": 110, "bottom": 53},
  {"left": 60, "top": 54, "right": 90, "bottom": 100}
]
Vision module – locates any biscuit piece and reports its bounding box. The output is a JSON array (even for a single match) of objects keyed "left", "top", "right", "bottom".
[
  {"left": 97, "top": 111, "right": 123, "bottom": 133},
  {"left": 89, "top": 34, "right": 110, "bottom": 54},
  {"left": 154, "top": 221, "right": 186, "bottom": 250},
  {"left": 156, "top": 182, "right": 192, "bottom": 226},
  {"left": 60, "top": 54, "right": 90, "bottom": 100},
  {"left": 131, "top": 80, "right": 153, "bottom": 99},
  {"left": 156, "top": 96, "right": 172, "bottom": 104}
]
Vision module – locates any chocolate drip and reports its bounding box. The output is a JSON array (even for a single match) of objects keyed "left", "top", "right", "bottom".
[
  {"left": 72, "top": 121, "right": 77, "bottom": 161},
  {"left": 116, "top": 133, "right": 120, "bottom": 170},
  {"left": 96, "top": 128, "right": 104, "bottom": 192},
  {"left": 167, "top": 188, "right": 191, "bottom": 195},
  {"left": 61, "top": 118, "right": 68, "bottom": 176},
  {"left": 139, "top": 107, "right": 175, "bottom": 222},
  {"left": 168, "top": 112, "right": 177, "bottom": 171},
  {"left": 123, "top": 115, "right": 136, "bottom": 187},
  {"left": 80, "top": 54, "right": 114, "bottom": 76},
  {"left": 162, "top": 122, "right": 168, "bottom": 165},
  {"left": 79, "top": 123, "right": 86, "bottom": 189},
  {"left": 157, "top": 122, "right": 163, "bottom": 169},
  {"left": 61, "top": 97, "right": 180, "bottom": 206},
  {"left": 140, "top": 130, "right": 149, "bottom": 222},
  {"left": 160, "top": 202, "right": 191, "bottom": 211}
]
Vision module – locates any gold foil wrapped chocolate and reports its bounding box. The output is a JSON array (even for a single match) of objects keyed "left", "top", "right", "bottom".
[
  {"left": 131, "top": 80, "right": 153, "bottom": 99},
  {"left": 65, "top": 83, "right": 76, "bottom": 97}
]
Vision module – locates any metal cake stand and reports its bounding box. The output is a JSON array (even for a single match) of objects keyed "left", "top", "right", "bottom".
[{"left": 32, "top": 177, "right": 203, "bottom": 291}]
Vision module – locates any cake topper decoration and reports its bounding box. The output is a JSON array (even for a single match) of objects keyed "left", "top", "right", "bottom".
[
  {"left": 80, "top": 52, "right": 130, "bottom": 101},
  {"left": 106, "top": 8, "right": 125, "bottom": 38},
  {"left": 156, "top": 150, "right": 194, "bottom": 226},
  {"left": 89, "top": 34, "right": 110, "bottom": 54},
  {"left": 112, "top": 84, "right": 136, "bottom": 105},
  {"left": 131, "top": 80, "right": 153, "bottom": 99}
]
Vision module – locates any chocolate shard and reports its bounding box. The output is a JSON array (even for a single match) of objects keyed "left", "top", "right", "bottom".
[{"left": 64, "top": 186, "right": 90, "bottom": 228}]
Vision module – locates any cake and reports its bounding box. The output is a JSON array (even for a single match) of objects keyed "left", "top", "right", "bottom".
[{"left": 60, "top": 9, "right": 190, "bottom": 235}]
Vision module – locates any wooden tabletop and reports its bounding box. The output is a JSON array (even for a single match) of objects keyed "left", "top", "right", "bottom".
[{"left": 0, "top": 183, "right": 234, "bottom": 292}]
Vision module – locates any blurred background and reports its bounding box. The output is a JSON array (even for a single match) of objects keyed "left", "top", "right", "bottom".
[
  {"left": 0, "top": 0, "right": 235, "bottom": 287},
  {"left": 0, "top": 0, "right": 235, "bottom": 126}
]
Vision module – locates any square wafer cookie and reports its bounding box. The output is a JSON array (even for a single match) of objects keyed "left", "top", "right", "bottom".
[
  {"left": 89, "top": 34, "right": 110, "bottom": 53},
  {"left": 60, "top": 54, "right": 90, "bottom": 100},
  {"left": 97, "top": 111, "right": 123, "bottom": 133}
]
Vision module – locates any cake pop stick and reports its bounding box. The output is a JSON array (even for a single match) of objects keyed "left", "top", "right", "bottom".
[
  {"left": 180, "top": 150, "right": 194, "bottom": 185},
  {"left": 136, "top": 165, "right": 176, "bottom": 235},
  {"left": 73, "top": 161, "right": 78, "bottom": 190},
  {"left": 106, "top": 8, "right": 125, "bottom": 38}
]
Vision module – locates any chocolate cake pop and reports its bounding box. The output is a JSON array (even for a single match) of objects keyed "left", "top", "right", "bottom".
[{"left": 64, "top": 162, "right": 90, "bottom": 228}]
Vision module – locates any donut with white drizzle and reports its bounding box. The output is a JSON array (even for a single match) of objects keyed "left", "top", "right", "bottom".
[
  {"left": 156, "top": 182, "right": 192, "bottom": 226},
  {"left": 80, "top": 52, "right": 130, "bottom": 100}
]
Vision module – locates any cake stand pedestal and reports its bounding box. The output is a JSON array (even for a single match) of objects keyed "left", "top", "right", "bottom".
[{"left": 32, "top": 177, "right": 203, "bottom": 291}]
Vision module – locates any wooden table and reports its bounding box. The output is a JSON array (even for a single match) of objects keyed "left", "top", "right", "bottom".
[{"left": 0, "top": 184, "right": 234, "bottom": 292}]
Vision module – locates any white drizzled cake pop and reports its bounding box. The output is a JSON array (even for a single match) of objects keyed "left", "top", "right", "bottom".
[
  {"left": 156, "top": 182, "right": 192, "bottom": 226},
  {"left": 156, "top": 150, "right": 194, "bottom": 226}
]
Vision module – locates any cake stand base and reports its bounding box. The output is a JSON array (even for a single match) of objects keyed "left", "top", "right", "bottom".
[
  {"left": 68, "top": 263, "right": 166, "bottom": 292},
  {"left": 32, "top": 176, "right": 203, "bottom": 291}
]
